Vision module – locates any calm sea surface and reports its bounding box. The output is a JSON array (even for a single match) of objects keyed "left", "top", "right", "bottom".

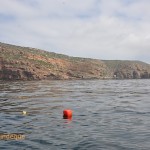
[{"left": 0, "top": 79, "right": 150, "bottom": 150}]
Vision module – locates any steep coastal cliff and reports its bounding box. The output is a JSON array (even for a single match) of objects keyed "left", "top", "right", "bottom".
[
  {"left": 0, "top": 42, "right": 150, "bottom": 80},
  {"left": 103, "top": 60, "right": 150, "bottom": 79}
]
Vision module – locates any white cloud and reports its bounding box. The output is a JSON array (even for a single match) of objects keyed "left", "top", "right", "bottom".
[{"left": 0, "top": 0, "right": 150, "bottom": 63}]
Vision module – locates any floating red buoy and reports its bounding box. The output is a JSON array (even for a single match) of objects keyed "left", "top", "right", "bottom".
[{"left": 63, "top": 109, "right": 73, "bottom": 119}]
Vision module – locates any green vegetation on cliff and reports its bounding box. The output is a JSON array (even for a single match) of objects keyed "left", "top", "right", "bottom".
[{"left": 0, "top": 42, "right": 150, "bottom": 80}]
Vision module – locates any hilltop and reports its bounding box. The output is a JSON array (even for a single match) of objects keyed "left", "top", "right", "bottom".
[{"left": 0, "top": 42, "right": 150, "bottom": 80}]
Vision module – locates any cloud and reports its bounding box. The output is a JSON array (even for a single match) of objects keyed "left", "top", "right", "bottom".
[{"left": 0, "top": 0, "right": 150, "bottom": 63}]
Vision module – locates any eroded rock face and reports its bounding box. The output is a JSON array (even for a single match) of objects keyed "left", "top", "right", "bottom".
[
  {"left": 0, "top": 42, "right": 111, "bottom": 80},
  {"left": 0, "top": 42, "right": 150, "bottom": 80},
  {"left": 112, "top": 62, "right": 150, "bottom": 79}
]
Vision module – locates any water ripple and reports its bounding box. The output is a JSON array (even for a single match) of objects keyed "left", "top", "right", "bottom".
[{"left": 0, "top": 79, "right": 150, "bottom": 149}]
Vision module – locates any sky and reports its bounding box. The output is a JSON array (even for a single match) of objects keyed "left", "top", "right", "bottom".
[{"left": 0, "top": 0, "right": 150, "bottom": 63}]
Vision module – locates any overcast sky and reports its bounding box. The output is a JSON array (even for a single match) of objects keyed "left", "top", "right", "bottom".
[{"left": 0, "top": 0, "right": 150, "bottom": 63}]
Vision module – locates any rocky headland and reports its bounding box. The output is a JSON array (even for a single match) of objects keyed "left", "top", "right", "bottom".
[{"left": 0, "top": 42, "right": 150, "bottom": 80}]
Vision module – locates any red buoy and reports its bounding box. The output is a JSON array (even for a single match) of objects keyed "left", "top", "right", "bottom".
[{"left": 63, "top": 109, "right": 72, "bottom": 119}]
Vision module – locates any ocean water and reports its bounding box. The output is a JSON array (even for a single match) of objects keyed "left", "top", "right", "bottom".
[{"left": 0, "top": 79, "right": 150, "bottom": 150}]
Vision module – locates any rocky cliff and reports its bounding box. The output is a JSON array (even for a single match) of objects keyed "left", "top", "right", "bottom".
[
  {"left": 0, "top": 42, "right": 150, "bottom": 80},
  {"left": 0, "top": 42, "right": 111, "bottom": 80},
  {"left": 103, "top": 60, "right": 150, "bottom": 79}
]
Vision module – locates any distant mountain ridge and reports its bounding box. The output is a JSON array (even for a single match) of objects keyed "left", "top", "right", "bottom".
[{"left": 0, "top": 42, "right": 150, "bottom": 80}]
